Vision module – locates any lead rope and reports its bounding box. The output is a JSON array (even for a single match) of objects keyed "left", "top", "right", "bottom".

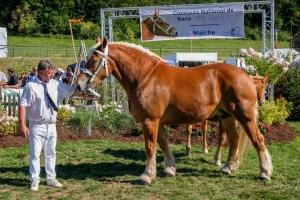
[{"left": 128, "top": 60, "right": 161, "bottom": 101}]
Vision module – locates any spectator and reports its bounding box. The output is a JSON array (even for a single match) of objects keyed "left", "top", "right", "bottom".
[
  {"left": 61, "top": 66, "right": 73, "bottom": 79},
  {"left": 0, "top": 68, "right": 7, "bottom": 84},
  {"left": 62, "top": 72, "right": 72, "bottom": 85},
  {"left": 19, "top": 72, "right": 27, "bottom": 87},
  {"left": 275, "top": 43, "right": 279, "bottom": 49},
  {"left": 27, "top": 66, "right": 38, "bottom": 83},
  {"left": 53, "top": 68, "right": 64, "bottom": 81},
  {"left": 3, "top": 68, "right": 19, "bottom": 89}
]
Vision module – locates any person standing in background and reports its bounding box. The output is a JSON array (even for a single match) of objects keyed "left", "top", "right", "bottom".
[
  {"left": 2, "top": 68, "right": 19, "bottom": 89},
  {"left": 0, "top": 68, "right": 7, "bottom": 83},
  {"left": 19, "top": 72, "right": 27, "bottom": 87},
  {"left": 27, "top": 66, "right": 38, "bottom": 83}
]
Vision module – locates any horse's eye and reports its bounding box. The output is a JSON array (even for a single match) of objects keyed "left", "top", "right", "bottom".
[{"left": 92, "top": 60, "right": 97, "bottom": 64}]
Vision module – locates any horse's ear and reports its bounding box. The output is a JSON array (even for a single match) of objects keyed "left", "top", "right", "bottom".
[
  {"left": 96, "top": 37, "right": 101, "bottom": 43},
  {"left": 102, "top": 36, "right": 108, "bottom": 49},
  {"left": 154, "top": 10, "right": 159, "bottom": 16},
  {"left": 264, "top": 74, "right": 270, "bottom": 82}
]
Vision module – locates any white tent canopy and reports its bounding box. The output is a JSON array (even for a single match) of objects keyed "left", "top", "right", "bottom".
[{"left": 0, "top": 27, "right": 7, "bottom": 58}]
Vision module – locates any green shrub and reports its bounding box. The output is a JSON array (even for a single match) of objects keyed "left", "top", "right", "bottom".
[
  {"left": 100, "top": 102, "right": 136, "bottom": 133},
  {"left": 259, "top": 97, "right": 293, "bottom": 125},
  {"left": 275, "top": 66, "right": 300, "bottom": 120},
  {"left": 57, "top": 104, "right": 76, "bottom": 125}
]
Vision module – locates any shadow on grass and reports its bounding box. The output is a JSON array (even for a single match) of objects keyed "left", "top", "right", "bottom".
[
  {"left": 0, "top": 149, "right": 248, "bottom": 187},
  {"left": 102, "top": 148, "right": 146, "bottom": 161}
]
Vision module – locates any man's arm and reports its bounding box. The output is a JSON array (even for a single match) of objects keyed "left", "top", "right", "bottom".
[
  {"left": 18, "top": 105, "right": 29, "bottom": 138},
  {"left": 4, "top": 84, "right": 19, "bottom": 89},
  {"left": 73, "top": 90, "right": 99, "bottom": 100}
]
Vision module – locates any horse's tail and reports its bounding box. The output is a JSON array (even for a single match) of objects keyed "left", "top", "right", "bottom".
[{"left": 237, "top": 101, "right": 259, "bottom": 165}]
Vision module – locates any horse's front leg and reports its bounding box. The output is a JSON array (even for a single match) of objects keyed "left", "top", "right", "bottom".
[
  {"left": 138, "top": 119, "right": 159, "bottom": 185},
  {"left": 157, "top": 124, "right": 176, "bottom": 177}
]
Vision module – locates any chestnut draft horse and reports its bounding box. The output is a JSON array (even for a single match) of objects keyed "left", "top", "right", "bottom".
[
  {"left": 76, "top": 37, "right": 273, "bottom": 185},
  {"left": 185, "top": 75, "right": 270, "bottom": 167},
  {"left": 141, "top": 10, "right": 178, "bottom": 41}
]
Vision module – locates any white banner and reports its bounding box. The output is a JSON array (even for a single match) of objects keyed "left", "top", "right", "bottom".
[{"left": 140, "top": 4, "right": 244, "bottom": 42}]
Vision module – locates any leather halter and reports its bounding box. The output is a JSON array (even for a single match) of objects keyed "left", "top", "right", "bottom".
[{"left": 80, "top": 46, "right": 109, "bottom": 98}]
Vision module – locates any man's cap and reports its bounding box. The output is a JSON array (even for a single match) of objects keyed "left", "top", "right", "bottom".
[
  {"left": 57, "top": 68, "right": 64, "bottom": 73},
  {"left": 7, "top": 68, "right": 14, "bottom": 73}
]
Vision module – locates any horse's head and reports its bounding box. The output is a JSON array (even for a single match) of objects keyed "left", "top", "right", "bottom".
[
  {"left": 76, "top": 37, "right": 112, "bottom": 97},
  {"left": 143, "top": 10, "right": 178, "bottom": 38},
  {"left": 252, "top": 74, "right": 269, "bottom": 106}
]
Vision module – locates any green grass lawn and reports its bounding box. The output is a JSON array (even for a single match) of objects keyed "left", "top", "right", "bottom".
[{"left": 0, "top": 122, "right": 299, "bottom": 200}]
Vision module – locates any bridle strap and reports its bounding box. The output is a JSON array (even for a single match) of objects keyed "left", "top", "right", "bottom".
[
  {"left": 80, "top": 46, "right": 109, "bottom": 98},
  {"left": 128, "top": 60, "right": 162, "bottom": 101}
]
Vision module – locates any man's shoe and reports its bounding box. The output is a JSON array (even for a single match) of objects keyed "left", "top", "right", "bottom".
[
  {"left": 47, "top": 178, "right": 63, "bottom": 188},
  {"left": 30, "top": 181, "right": 39, "bottom": 191}
]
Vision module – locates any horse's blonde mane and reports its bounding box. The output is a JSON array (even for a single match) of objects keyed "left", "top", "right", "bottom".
[
  {"left": 251, "top": 75, "right": 265, "bottom": 80},
  {"left": 87, "top": 41, "right": 163, "bottom": 61}
]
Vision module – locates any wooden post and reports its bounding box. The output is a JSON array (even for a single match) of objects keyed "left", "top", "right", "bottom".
[{"left": 69, "top": 20, "right": 77, "bottom": 61}]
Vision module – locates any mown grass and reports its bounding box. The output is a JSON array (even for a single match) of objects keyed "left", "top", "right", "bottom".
[{"left": 0, "top": 122, "right": 299, "bottom": 200}]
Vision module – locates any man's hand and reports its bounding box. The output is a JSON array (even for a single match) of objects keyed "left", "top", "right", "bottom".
[
  {"left": 19, "top": 124, "right": 29, "bottom": 139},
  {"left": 73, "top": 90, "right": 99, "bottom": 100}
]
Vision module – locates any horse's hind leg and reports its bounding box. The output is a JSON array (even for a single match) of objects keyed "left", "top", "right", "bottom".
[
  {"left": 157, "top": 124, "right": 176, "bottom": 177},
  {"left": 185, "top": 125, "right": 192, "bottom": 156},
  {"left": 202, "top": 120, "right": 208, "bottom": 154},
  {"left": 219, "top": 116, "right": 239, "bottom": 174},
  {"left": 214, "top": 120, "right": 226, "bottom": 166}
]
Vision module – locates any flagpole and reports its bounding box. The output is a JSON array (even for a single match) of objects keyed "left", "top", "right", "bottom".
[{"left": 69, "top": 19, "right": 77, "bottom": 61}]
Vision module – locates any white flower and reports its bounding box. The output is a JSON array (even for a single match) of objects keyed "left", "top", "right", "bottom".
[
  {"left": 115, "top": 109, "right": 121, "bottom": 113},
  {"left": 110, "top": 102, "right": 117, "bottom": 106},
  {"left": 257, "top": 52, "right": 263, "bottom": 58},
  {"left": 240, "top": 49, "right": 248, "bottom": 56},
  {"left": 283, "top": 67, "right": 289, "bottom": 72},
  {"left": 246, "top": 65, "right": 255, "bottom": 71}
]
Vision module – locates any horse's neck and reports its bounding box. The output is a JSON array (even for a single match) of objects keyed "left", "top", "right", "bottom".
[
  {"left": 142, "top": 21, "right": 154, "bottom": 40},
  {"left": 108, "top": 44, "right": 158, "bottom": 97}
]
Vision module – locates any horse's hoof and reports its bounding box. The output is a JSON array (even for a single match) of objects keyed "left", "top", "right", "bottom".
[
  {"left": 185, "top": 151, "right": 191, "bottom": 156},
  {"left": 161, "top": 172, "right": 175, "bottom": 178},
  {"left": 215, "top": 161, "right": 222, "bottom": 167},
  {"left": 259, "top": 173, "right": 271, "bottom": 181},
  {"left": 135, "top": 180, "right": 150, "bottom": 185},
  {"left": 202, "top": 149, "right": 208, "bottom": 154},
  {"left": 220, "top": 167, "right": 231, "bottom": 174}
]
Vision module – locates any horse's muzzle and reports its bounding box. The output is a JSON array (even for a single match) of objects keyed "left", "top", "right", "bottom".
[{"left": 76, "top": 84, "right": 82, "bottom": 93}]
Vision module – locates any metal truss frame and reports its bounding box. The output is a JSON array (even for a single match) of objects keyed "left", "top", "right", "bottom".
[{"left": 100, "top": 1, "right": 274, "bottom": 54}]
